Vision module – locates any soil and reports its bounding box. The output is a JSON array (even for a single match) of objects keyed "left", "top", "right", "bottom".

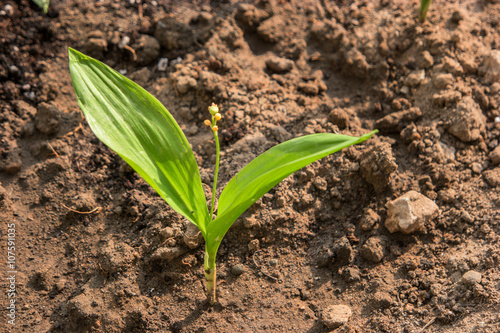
[{"left": 1, "top": 0, "right": 500, "bottom": 332}]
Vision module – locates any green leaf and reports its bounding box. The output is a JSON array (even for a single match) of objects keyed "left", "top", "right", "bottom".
[
  {"left": 32, "top": 0, "right": 50, "bottom": 13},
  {"left": 205, "top": 130, "right": 378, "bottom": 253},
  {"left": 68, "top": 48, "right": 209, "bottom": 233}
]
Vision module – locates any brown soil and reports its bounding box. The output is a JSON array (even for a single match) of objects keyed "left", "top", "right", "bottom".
[{"left": 1, "top": 0, "right": 500, "bottom": 332}]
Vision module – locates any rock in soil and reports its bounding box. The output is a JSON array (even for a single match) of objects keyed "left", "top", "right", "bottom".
[
  {"left": 265, "top": 56, "right": 294, "bottom": 73},
  {"left": 322, "top": 304, "right": 352, "bottom": 328},
  {"left": 385, "top": 191, "right": 439, "bottom": 233},
  {"left": 462, "top": 270, "right": 482, "bottom": 286},
  {"left": 447, "top": 97, "right": 485, "bottom": 142}
]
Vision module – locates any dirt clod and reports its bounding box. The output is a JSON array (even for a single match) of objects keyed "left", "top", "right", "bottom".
[
  {"left": 360, "top": 237, "right": 386, "bottom": 263},
  {"left": 322, "top": 304, "right": 352, "bottom": 328}
]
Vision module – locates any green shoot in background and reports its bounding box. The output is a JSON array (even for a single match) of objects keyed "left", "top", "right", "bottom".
[
  {"left": 68, "top": 48, "right": 378, "bottom": 304},
  {"left": 419, "top": 0, "right": 433, "bottom": 21},
  {"left": 32, "top": 0, "right": 50, "bottom": 13}
]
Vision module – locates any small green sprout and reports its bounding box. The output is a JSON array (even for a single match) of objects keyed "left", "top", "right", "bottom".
[
  {"left": 419, "top": 0, "right": 433, "bottom": 22},
  {"left": 32, "top": 0, "right": 50, "bottom": 13},
  {"left": 68, "top": 48, "right": 378, "bottom": 304}
]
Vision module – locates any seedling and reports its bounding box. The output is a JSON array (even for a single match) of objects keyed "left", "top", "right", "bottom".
[
  {"left": 419, "top": 0, "right": 433, "bottom": 21},
  {"left": 68, "top": 48, "right": 377, "bottom": 304},
  {"left": 32, "top": 0, "right": 49, "bottom": 13}
]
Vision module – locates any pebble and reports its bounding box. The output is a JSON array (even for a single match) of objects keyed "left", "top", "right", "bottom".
[
  {"left": 385, "top": 191, "right": 439, "bottom": 233},
  {"left": 471, "top": 162, "right": 484, "bottom": 174},
  {"left": 230, "top": 264, "right": 245, "bottom": 276},
  {"left": 322, "top": 304, "right": 352, "bottom": 328},
  {"left": 462, "top": 270, "right": 482, "bottom": 285},
  {"left": 483, "top": 168, "right": 500, "bottom": 187},
  {"left": 150, "top": 246, "right": 183, "bottom": 262},
  {"left": 265, "top": 56, "right": 294, "bottom": 73},
  {"left": 248, "top": 239, "right": 260, "bottom": 251},
  {"left": 489, "top": 146, "right": 500, "bottom": 165},
  {"left": 4, "top": 4, "right": 14, "bottom": 16},
  {"left": 448, "top": 97, "right": 485, "bottom": 142},
  {"left": 404, "top": 69, "right": 425, "bottom": 87},
  {"left": 480, "top": 50, "right": 500, "bottom": 83},
  {"left": 157, "top": 58, "right": 169, "bottom": 71}
]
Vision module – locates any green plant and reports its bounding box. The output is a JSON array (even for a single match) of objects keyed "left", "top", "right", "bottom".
[
  {"left": 32, "top": 0, "right": 49, "bottom": 13},
  {"left": 68, "top": 48, "right": 378, "bottom": 304},
  {"left": 419, "top": 0, "right": 433, "bottom": 21}
]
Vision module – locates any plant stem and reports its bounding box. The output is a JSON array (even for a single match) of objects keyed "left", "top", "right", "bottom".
[
  {"left": 209, "top": 121, "right": 220, "bottom": 221},
  {"left": 204, "top": 247, "right": 217, "bottom": 304},
  {"left": 419, "top": 0, "right": 433, "bottom": 21},
  {"left": 206, "top": 115, "right": 220, "bottom": 304}
]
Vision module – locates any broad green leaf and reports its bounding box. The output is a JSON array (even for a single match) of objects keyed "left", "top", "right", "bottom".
[
  {"left": 68, "top": 48, "right": 209, "bottom": 233},
  {"left": 32, "top": 0, "right": 50, "bottom": 13},
  {"left": 205, "top": 130, "right": 378, "bottom": 253}
]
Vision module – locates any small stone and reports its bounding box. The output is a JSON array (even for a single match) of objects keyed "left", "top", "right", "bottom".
[
  {"left": 4, "top": 4, "right": 14, "bottom": 16},
  {"left": 484, "top": 168, "right": 500, "bottom": 187},
  {"left": 157, "top": 58, "right": 169, "bottom": 71},
  {"left": 230, "top": 264, "right": 245, "bottom": 276},
  {"left": 360, "top": 237, "right": 385, "bottom": 263},
  {"left": 298, "top": 82, "right": 319, "bottom": 95},
  {"left": 471, "top": 162, "right": 483, "bottom": 174},
  {"left": 322, "top": 304, "right": 352, "bottom": 329},
  {"left": 404, "top": 69, "right": 425, "bottom": 87},
  {"left": 433, "top": 73, "right": 454, "bottom": 90},
  {"left": 462, "top": 270, "right": 482, "bottom": 286},
  {"left": 385, "top": 191, "right": 439, "bottom": 233},
  {"left": 448, "top": 97, "right": 485, "bottom": 142},
  {"left": 248, "top": 239, "right": 260, "bottom": 251},
  {"left": 265, "top": 57, "right": 294, "bottom": 73},
  {"left": 489, "top": 146, "right": 500, "bottom": 165},
  {"left": 150, "top": 246, "right": 183, "bottom": 262},
  {"left": 479, "top": 50, "right": 500, "bottom": 83}
]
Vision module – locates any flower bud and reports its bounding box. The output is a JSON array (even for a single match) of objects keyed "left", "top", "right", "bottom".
[
  {"left": 208, "top": 103, "right": 219, "bottom": 115},
  {"left": 214, "top": 113, "right": 222, "bottom": 121},
  {"left": 212, "top": 125, "right": 219, "bottom": 132},
  {"left": 204, "top": 119, "right": 211, "bottom": 126}
]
